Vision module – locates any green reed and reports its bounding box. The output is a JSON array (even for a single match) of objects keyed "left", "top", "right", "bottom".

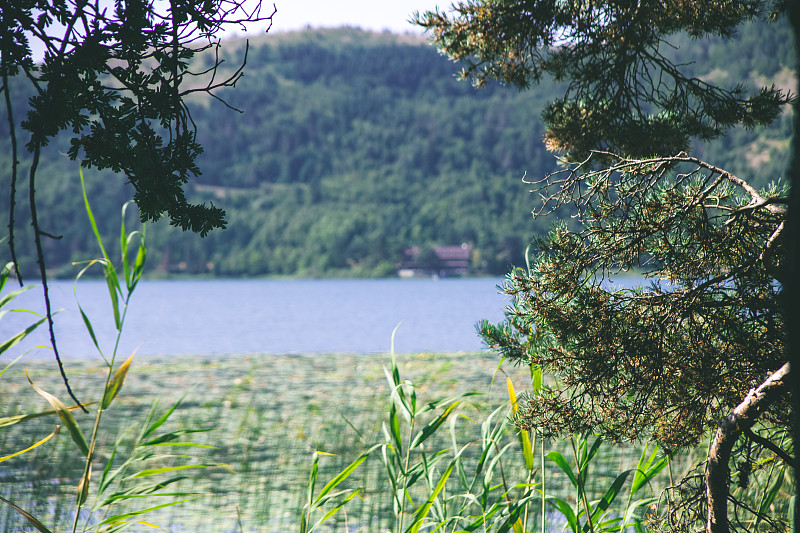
[
  {"left": 298, "top": 326, "right": 676, "bottom": 533},
  {"left": 0, "top": 169, "right": 225, "bottom": 532}
]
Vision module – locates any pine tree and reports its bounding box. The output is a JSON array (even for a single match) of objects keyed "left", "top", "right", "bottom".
[{"left": 416, "top": 2, "right": 795, "bottom": 531}]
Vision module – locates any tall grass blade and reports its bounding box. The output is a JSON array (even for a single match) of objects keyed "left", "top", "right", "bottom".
[
  {"left": 548, "top": 497, "right": 580, "bottom": 533},
  {"left": 0, "top": 261, "right": 12, "bottom": 291},
  {"left": 589, "top": 470, "right": 631, "bottom": 524},
  {"left": 755, "top": 466, "right": 785, "bottom": 528},
  {"left": 120, "top": 201, "right": 132, "bottom": 289},
  {"left": 140, "top": 395, "right": 186, "bottom": 441},
  {"left": 132, "top": 463, "right": 227, "bottom": 478},
  {"left": 0, "top": 316, "right": 46, "bottom": 356},
  {"left": 308, "top": 489, "right": 362, "bottom": 533},
  {"left": 530, "top": 366, "right": 543, "bottom": 394},
  {"left": 80, "top": 168, "right": 122, "bottom": 328},
  {"left": 621, "top": 497, "right": 656, "bottom": 531},
  {"left": 497, "top": 494, "right": 540, "bottom": 533},
  {"left": 102, "top": 352, "right": 135, "bottom": 409},
  {"left": 0, "top": 283, "right": 34, "bottom": 310},
  {"left": 80, "top": 168, "right": 109, "bottom": 260},
  {"left": 315, "top": 445, "right": 379, "bottom": 504},
  {"left": 405, "top": 460, "right": 455, "bottom": 533},
  {"left": 0, "top": 426, "right": 59, "bottom": 463},
  {"left": 95, "top": 498, "right": 199, "bottom": 527},
  {"left": 507, "top": 377, "right": 534, "bottom": 471},
  {"left": 582, "top": 436, "right": 603, "bottom": 473},
  {"left": 99, "top": 476, "right": 191, "bottom": 506},
  {"left": 546, "top": 451, "right": 578, "bottom": 490},
  {"left": 120, "top": 201, "right": 146, "bottom": 292},
  {"left": 410, "top": 402, "right": 461, "bottom": 449},
  {"left": 0, "top": 495, "right": 55, "bottom": 533},
  {"left": 389, "top": 403, "right": 403, "bottom": 450},
  {"left": 140, "top": 428, "right": 214, "bottom": 446},
  {"left": 0, "top": 403, "right": 93, "bottom": 428},
  {"left": 0, "top": 351, "right": 30, "bottom": 378},
  {"left": 27, "top": 372, "right": 89, "bottom": 457},
  {"left": 306, "top": 452, "right": 319, "bottom": 515},
  {"left": 78, "top": 306, "right": 101, "bottom": 353},
  {"left": 631, "top": 445, "right": 669, "bottom": 494},
  {"left": 77, "top": 462, "right": 93, "bottom": 505},
  {"left": 104, "top": 262, "right": 122, "bottom": 330}
]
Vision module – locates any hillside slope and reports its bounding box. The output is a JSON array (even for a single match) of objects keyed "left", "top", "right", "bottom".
[{"left": 1, "top": 23, "right": 794, "bottom": 277}]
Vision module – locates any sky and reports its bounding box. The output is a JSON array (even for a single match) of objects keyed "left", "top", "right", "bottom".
[
  {"left": 27, "top": 1, "right": 450, "bottom": 61},
  {"left": 237, "top": 0, "right": 448, "bottom": 35}
]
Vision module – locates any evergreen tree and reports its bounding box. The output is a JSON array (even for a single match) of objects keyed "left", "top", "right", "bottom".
[{"left": 416, "top": 2, "right": 795, "bottom": 531}]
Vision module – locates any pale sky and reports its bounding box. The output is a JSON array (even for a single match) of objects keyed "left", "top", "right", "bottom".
[
  {"left": 241, "top": 0, "right": 448, "bottom": 35},
  {"left": 28, "top": 1, "right": 451, "bottom": 60}
]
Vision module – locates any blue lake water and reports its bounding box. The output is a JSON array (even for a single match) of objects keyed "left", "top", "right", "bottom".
[{"left": 3, "top": 277, "right": 512, "bottom": 358}]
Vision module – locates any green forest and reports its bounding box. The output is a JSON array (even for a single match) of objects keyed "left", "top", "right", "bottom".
[{"left": 0, "top": 22, "right": 794, "bottom": 278}]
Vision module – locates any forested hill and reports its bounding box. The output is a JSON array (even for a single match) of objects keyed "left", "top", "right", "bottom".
[{"left": 1, "top": 24, "right": 794, "bottom": 278}]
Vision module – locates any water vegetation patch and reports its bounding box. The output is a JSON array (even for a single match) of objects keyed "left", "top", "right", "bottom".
[{"left": 0, "top": 351, "right": 683, "bottom": 531}]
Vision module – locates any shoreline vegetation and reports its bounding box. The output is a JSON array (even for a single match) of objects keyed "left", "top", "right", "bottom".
[{"left": 0, "top": 351, "right": 682, "bottom": 531}]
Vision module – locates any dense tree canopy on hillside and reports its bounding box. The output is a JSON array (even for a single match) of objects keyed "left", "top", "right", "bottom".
[
  {"left": 1, "top": 27, "right": 793, "bottom": 279},
  {"left": 417, "top": 1, "right": 795, "bottom": 532}
]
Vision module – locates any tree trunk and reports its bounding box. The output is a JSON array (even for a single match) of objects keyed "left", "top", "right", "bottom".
[
  {"left": 785, "top": 5, "right": 800, "bottom": 532},
  {"left": 706, "top": 362, "right": 790, "bottom": 533}
]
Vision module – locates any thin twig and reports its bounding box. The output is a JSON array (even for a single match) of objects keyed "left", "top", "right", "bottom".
[
  {"left": 28, "top": 144, "right": 86, "bottom": 412},
  {"left": 2, "top": 60, "right": 22, "bottom": 285}
]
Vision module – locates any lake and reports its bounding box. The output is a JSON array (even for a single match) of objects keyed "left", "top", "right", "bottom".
[{"left": 3, "top": 277, "right": 511, "bottom": 358}]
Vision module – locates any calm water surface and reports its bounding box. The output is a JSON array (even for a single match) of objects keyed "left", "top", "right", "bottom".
[{"left": 4, "top": 278, "right": 511, "bottom": 358}]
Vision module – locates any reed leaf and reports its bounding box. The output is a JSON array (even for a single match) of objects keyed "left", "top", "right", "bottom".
[
  {"left": 620, "top": 497, "right": 656, "bottom": 531},
  {"left": 0, "top": 342, "right": 28, "bottom": 376},
  {"left": 140, "top": 396, "right": 186, "bottom": 441},
  {"left": 102, "top": 352, "right": 135, "bottom": 409},
  {"left": 756, "top": 466, "right": 785, "bottom": 526},
  {"left": 405, "top": 460, "right": 455, "bottom": 533},
  {"left": 589, "top": 470, "right": 631, "bottom": 524},
  {"left": 97, "top": 444, "right": 121, "bottom": 496},
  {"left": 546, "top": 451, "right": 578, "bottom": 490},
  {"left": 0, "top": 403, "right": 92, "bottom": 428},
  {"left": 307, "top": 489, "right": 362, "bottom": 533},
  {"left": 630, "top": 444, "right": 669, "bottom": 494},
  {"left": 507, "top": 377, "right": 534, "bottom": 471},
  {"left": 530, "top": 365, "right": 543, "bottom": 394},
  {"left": 140, "top": 428, "right": 214, "bottom": 446},
  {"left": 497, "top": 496, "right": 537, "bottom": 533},
  {"left": 80, "top": 168, "right": 109, "bottom": 262},
  {"left": 315, "top": 444, "right": 380, "bottom": 504},
  {"left": 548, "top": 497, "right": 580, "bottom": 533},
  {"left": 0, "top": 316, "right": 46, "bottom": 356},
  {"left": 26, "top": 372, "right": 89, "bottom": 457},
  {"left": 0, "top": 282, "right": 33, "bottom": 310},
  {"left": 131, "top": 463, "right": 227, "bottom": 478},
  {"left": 389, "top": 403, "right": 403, "bottom": 450},
  {"left": 410, "top": 401, "right": 461, "bottom": 449},
  {"left": 0, "top": 261, "right": 12, "bottom": 291},
  {"left": 99, "top": 476, "right": 191, "bottom": 507},
  {"left": 0, "top": 426, "right": 59, "bottom": 463},
  {"left": 305, "top": 451, "right": 320, "bottom": 519},
  {"left": 80, "top": 168, "right": 122, "bottom": 329},
  {"left": 77, "top": 461, "right": 93, "bottom": 505},
  {"left": 581, "top": 436, "right": 604, "bottom": 478},
  {"left": 0, "top": 495, "right": 54, "bottom": 533},
  {"left": 120, "top": 201, "right": 146, "bottom": 293},
  {"left": 95, "top": 498, "right": 199, "bottom": 527}
]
